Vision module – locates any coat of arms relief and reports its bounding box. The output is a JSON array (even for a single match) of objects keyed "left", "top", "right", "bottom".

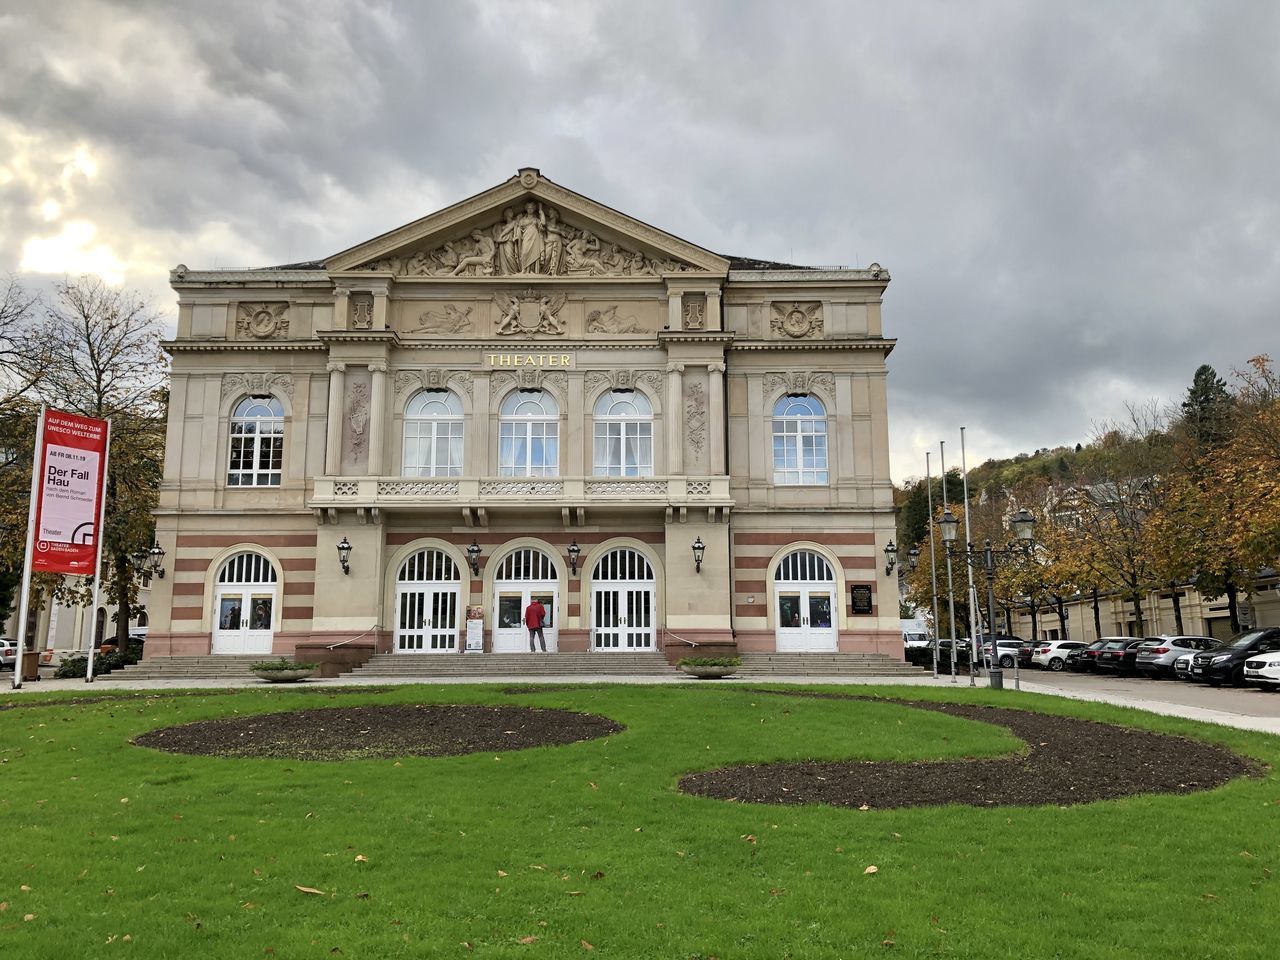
[{"left": 359, "top": 202, "right": 693, "bottom": 279}]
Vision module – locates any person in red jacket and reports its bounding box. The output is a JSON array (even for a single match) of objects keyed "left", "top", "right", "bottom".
[{"left": 524, "top": 598, "right": 547, "bottom": 652}]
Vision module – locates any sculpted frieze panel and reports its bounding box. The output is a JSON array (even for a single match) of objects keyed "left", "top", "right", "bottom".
[
  {"left": 221, "top": 372, "right": 295, "bottom": 400},
  {"left": 394, "top": 369, "right": 474, "bottom": 399},
  {"left": 494, "top": 289, "right": 567, "bottom": 337},
  {"left": 491, "top": 370, "right": 568, "bottom": 395},
  {"left": 584, "top": 369, "right": 664, "bottom": 395},
  {"left": 586, "top": 304, "right": 646, "bottom": 334},
  {"left": 764, "top": 371, "right": 835, "bottom": 400},
  {"left": 358, "top": 201, "right": 694, "bottom": 278},
  {"left": 407, "top": 303, "right": 474, "bottom": 335}
]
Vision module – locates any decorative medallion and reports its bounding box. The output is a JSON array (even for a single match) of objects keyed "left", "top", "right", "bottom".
[
  {"left": 235, "top": 303, "right": 289, "bottom": 339},
  {"left": 587, "top": 305, "right": 646, "bottom": 334},
  {"left": 494, "top": 289, "right": 567, "bottom": 337},
  {"left": 357, "top": 202, "right": 693, "bottom": 278},
  {"left": 407, "top": 303, "right": 473, "bottom": 335},
  {"left": 770, "top": 301, "right": 823, "bottom": 339}
]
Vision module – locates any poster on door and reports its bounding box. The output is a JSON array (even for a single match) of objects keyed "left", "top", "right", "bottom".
[{"left": 31, "top": 409, "right": 110, "bottom": 575}]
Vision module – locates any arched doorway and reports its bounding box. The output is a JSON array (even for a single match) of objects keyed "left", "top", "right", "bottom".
[
  {"left": 212, "top": 552, "right": 277, "bottom": 654},
  {"left": 492, "top": 547, "right": 559, "bottom": 652},
  {"left": 395, "top": 548, "right": 462, "bottom": 652},
  {"left": 774, "top": 549, "right": 837, "bottom": 651},
  {"left": 591, "top": 547, "right": 656, "bottom": 650}
]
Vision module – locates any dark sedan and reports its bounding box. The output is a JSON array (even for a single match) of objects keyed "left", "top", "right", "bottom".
[
  {"left": 1188, "top": 628, "right": 1280, "bottom": 686},
  {"left": 1066, "top": 639, "right": 1108, "bottom": 672},
  {"left": 1095, "top": 638, "right": 1147, "bottom": 674}
]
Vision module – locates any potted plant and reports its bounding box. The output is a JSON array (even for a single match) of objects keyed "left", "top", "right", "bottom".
[
  {"left": 249, "top": 659, "right": 320, "bottom": 683},
  {"left": 677, "top": 656, "right": 741, "bottom": 679}
]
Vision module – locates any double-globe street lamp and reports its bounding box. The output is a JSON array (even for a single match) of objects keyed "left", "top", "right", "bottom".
[{"left": 938, "top": 507, "right": 1036, "bottom": 690}]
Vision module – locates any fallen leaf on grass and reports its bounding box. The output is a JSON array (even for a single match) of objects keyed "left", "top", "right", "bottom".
[
  {"left": 567, "top": 890, "right": 583, "bottom": 896},
  {"left": 20, "top": 885, "right": 31, "bottom": 892},
  {"left": 588, "top": 782, "right": 597, "bottom": 790},
  {"left": 858, "top": 804, "right": 871, "bottom": 811},
  {"left": 462, "top": 942, "right": 473, "bottom": 951},
  {"left": 591, "top": 871, "right": 605, "bottom": 880},
  {"left": 0, "top": 902, "right": 7, "bottom": 912},
  {"left": 742, "top": 834, "right": 757, "bottom": 844},
  {"left": 355, "top": 892, "right": 369, "bottom": 900},
  {"left": 864, "top": 865, "right": 879, "bottom": 875},
  {"left": 497, "top": 870, "right": 508, "bottom": 878},
  {"left": 24, "top": 913, "right": 37, "bottom": 921},
  {"left": 354, "top": 855, "right": 368, "bottom": 863},
  {"left": 1202, "top": 892, "right": 1218, "bottom": 901},
  {"left": 580, "top": 939, "right": 594, "bottom": 950},
  {"left": 518, "top": 935, "right": 539, "bottom": 945},
  {"left": 296, "top": 885, "right": 326, "bottom": 896}
]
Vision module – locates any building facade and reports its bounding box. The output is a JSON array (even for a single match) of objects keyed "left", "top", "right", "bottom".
[{"left": 146, "top": 170, "right": 899, "bottom": 661}]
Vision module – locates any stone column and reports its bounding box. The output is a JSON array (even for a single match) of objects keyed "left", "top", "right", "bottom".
[
  {"left": 367, "top": 360, "right": 388, "bottom": 475},
  {"left": 332, "top": 287, "right": 350, "bottom": 331},
  {"left": 666, "top": 362, "right": 684, "bottom": 475},
  {"left": 708, "top": 361, "right": 726, "bottom": 475},
  {"left": 325, "top": 361, "right": 346, "bottom": 475}
]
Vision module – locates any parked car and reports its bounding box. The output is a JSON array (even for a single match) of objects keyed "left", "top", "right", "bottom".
[
  {"left": 933, "top": 639, "right": 972, "bottom": 670},
  {"left": 1134, "top": 635, "right": 1219, "bottom": 678},
  {"left": 979, "top": 635, "right": 1028, "bottom": 668},
  {"left": 1173, "top": 650, "right": 1198, "bottom": 680},
  {"left": 1243, "top": 651, "right": 1280, "bottom": 690},
  {"left": 1066, "top": 639, "right": 1108, "bottom": 671},
  {"left": 1017, "top": 639, "right": 1038, "bottom": 668},
  {"left": 1031, "top": 640, "right": 1087, "bottom": 671},
  {"left": 1094, "top": 638, "right": 1143, "bottom": 674},
  {"left": 1189, "top": 628, "right": 1280, "bottom": 686},
  {"left": 0, "top": 638, "right": 17, "bottom": 671}
]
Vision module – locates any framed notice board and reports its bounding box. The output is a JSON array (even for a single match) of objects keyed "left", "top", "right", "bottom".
[{"left": 850, "top": 584, "right": 873, "bottom": 615}]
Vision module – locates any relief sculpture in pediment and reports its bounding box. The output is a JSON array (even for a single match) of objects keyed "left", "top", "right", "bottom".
[
  {"left": 408, "top": 303, "right": 473, "bottom": 334},
  {"left": 494, "top": 289, "right": 567, "bottom": 337},
  {"left": 361, "top": 202, "right": 693, "bottom": 278}
]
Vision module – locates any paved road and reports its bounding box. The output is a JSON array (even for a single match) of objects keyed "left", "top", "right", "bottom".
[{"left": 8, "top": 667, "right": 1280, "bottom": 735}]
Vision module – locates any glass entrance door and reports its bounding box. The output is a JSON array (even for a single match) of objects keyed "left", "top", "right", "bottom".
[
  {"left": 493, "top": 586, "right": 558, "bottom": 652},
  {"left": 395, "top": 586, "right": 460, "bottom": 652},
  {"left": 775, "top": 586, "right": 836, "bottom": 651},
  {"left": 212, "top": 588, "right": 274, "bottom": 655},
  {"left": 593, "top": 587, "right": 655, "bottom": 649}
]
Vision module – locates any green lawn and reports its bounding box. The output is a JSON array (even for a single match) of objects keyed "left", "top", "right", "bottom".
[{"left": 1, "top": 683, "right": 1277, "bottom": 959}]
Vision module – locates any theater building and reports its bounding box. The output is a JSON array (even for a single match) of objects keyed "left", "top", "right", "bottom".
[{"left": 146, "top": 169, "right": 899, "bottom": 665}]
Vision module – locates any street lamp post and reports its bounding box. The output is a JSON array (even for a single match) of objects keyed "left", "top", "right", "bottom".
[{"left": 939, "top": 507, "right": 1036, "bottom": 690}]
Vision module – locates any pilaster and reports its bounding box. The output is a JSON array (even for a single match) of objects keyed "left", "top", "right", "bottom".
[
  {"left": 367, "top": 361, "right": 388, "bottom": 475},
  {"left": 325, "top": 361, "right": 346, "bottom": 475}
]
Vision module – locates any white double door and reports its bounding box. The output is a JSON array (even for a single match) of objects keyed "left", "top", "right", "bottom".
[
  {"left": 395, "top": 585, "right": 460, "bottom": 652},
  {"left": 493, "top": 583, "right": 558, "bottom": 652},
  {"left": 775, "top": 584, "right": 837, "bottom": 652},
  {"left": 593, "top": 585, "right": 655, "bottom": 650},
  {"left": 212, "top": 586, "right": 275, "bottom": 655}
]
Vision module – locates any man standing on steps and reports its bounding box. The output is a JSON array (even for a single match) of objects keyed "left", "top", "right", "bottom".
[{"left": 524, "top": 597, "right": 547, "bottom": 652}]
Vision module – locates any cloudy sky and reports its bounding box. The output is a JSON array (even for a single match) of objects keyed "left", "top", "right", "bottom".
[{"left": 2, "top": 0, "right": 1276, "bottom": 481}]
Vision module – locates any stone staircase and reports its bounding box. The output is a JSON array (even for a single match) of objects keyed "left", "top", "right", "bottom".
[
  {"left": 352, "top": 651, "right": 677, "bottom": 679},
  {"left": 734, "top": 652, "right": 926, "bottom": 678},
  {"left": 112, "top": 655, "right": 268, "bottom": 680}
]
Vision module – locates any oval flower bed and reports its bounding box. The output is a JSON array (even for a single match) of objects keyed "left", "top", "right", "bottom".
[{"left": 249, "top": 659, "right": 320, "bottom": 683}]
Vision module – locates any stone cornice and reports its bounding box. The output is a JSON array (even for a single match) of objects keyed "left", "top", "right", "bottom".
[
  {"left": 162, "top": 339, "right": 327, "bottom": 353},
  {"left": 398, "top": 339, "right": 661, "bottom": 351},
  {"left": 317, "top": 331, "right": 403, "bottom": 346},
  {"left": 727, "top": 269, "right": 889, "bottom": 283},
  {"left": 171, "top": 270, "right": 328, "bottom": 285},
  {"left": 728, "top": 338, "right": 896, "bottom": 354},
  {"left": 657, "top": 331, "right": 737, "bottom": 344}
]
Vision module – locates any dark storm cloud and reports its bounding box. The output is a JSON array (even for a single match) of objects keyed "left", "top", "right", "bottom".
[{"left": 2, "top": 0, "right": 1277, "bottom": 478}]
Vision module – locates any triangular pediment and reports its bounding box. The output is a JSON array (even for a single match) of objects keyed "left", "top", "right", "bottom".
[{"left": 326, "top": 168, "right": 728, "bottom": 278}]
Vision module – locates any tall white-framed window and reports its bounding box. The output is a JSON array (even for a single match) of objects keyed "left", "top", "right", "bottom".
[
  {"left": 593, "top": 390, "right": 653, "bottom": 477},
  {"left": 403, "top": 389, "right": 464, "bottom": 477},
  {"left": 228, "top": 395, "right": 284, "bottom": 486},
  {"left": 772, "top": 394, "right": 828, "bottom": 485},
  {"left": 499, "top": 390, "right": 559, "bottom": 477}
]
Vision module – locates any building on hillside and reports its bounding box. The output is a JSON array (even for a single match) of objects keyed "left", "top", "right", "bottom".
[
  {"left": 1004, "top": 571, "right": 1280, "bottom": 643},
  {"left": 145, "top": 169, "right": 899, "bottom": 662}
]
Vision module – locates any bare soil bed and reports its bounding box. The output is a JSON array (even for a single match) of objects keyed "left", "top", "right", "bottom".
[
  {"left": 133, "top": 703, "right": 623, "bottom": 761},
  {"left": 679, "top": 695, "right": 1263, "bottom": 809}
]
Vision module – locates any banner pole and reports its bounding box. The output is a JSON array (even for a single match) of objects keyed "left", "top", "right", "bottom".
[
  {"left": 12, "top": 405, "right": 47, "bottom": 691},
  {"left": 960, "top": 427, "right": 979, "bottom": 687},
  {"left": 85, "top": 419, "right": 113, "bottom": 684}
]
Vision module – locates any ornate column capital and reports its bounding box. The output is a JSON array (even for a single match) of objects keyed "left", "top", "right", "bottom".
[
  {"left": 707, "top": 361, "right": 726, "bottom": 374},
  {"left": 666, "top": 362, "right": 685, "bottom": 374},
  {"left": 327, "top": 361, "right": 347, "bottom": 374},
  {"left": 368, "top": 360, "right": 389, "bottom": 374}
]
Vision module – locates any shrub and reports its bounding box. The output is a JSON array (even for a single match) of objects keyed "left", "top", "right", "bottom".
[
  {"left": 54, "top": 651, "right": 131, "bottom": 678},
  {"left": 249, "top": 659, "right": 320, "bottom": 672},
  {"left": 677, "top": 657, "right": 741, "bottom": 668}
]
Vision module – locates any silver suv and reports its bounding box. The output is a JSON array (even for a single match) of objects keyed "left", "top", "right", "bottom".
[
  {"left": 0, "top": 639, "right": 18, "bottom": 671},
  {"left": 1135, "top": 635, "right": 1219, "bottom": 678}
]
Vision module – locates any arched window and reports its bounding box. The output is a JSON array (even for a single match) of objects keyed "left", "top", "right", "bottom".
[
  {"left": 593, "top": 390, "right": 653, "bottom": 477},
  {"left": 772, "top": 394, "right": 828, "bottom": 485},
  {"left": 403, "top": 390, "right": 464, "bottom": 477},
  {"left": 228, "top": 396, "right": 284, "bottom": 486},
  {"left": 499, "top": 390, "right": 559, "bottom": 477}
]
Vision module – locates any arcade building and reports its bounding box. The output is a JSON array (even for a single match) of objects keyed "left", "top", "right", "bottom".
[{"left": 146, "top": 169, "right": 899, "bottom": 664}]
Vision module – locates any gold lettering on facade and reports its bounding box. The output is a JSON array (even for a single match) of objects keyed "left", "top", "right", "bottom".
[{"left": 485, "top": 353, "right": 575, "bottom": 369}]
